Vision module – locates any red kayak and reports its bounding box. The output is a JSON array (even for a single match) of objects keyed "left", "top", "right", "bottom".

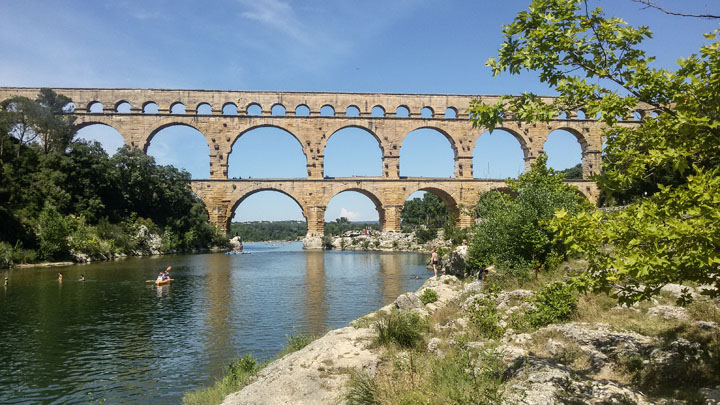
[{"left": 155, "top": 278, "right": 172, "bottom": 286}]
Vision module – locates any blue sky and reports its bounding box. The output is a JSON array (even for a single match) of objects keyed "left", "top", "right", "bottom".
[{"left": 1, "top": 1, "right": 717, "bottom": 222}]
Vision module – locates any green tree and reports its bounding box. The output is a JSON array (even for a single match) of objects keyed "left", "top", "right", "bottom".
[
  {"left": 470, "top": 0, "right": 720, "bottom": 301},
  {"left": 401, "top": 193, "right": 448, "bottom": 229},
  {"left": 467, "top": 153, "right": 590, "bottom": 274}
]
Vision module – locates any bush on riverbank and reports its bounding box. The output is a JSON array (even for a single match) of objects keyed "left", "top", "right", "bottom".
[{"left": 467, "top": 154, "right": 592, "bottom": 278}]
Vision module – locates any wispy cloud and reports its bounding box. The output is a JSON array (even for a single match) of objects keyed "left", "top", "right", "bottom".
[{"left": 235, "top": 0, "right": 352, "bottom": 71}]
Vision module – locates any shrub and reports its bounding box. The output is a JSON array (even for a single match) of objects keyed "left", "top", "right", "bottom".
[
  {"left": 278, "top": 329, "right": 316, "bottom": 357},
  {"left": 466, "top": 293, "right": 505, "bottom": 339},
  {"left": 429, "top": 345, "right": 505, "bottom": 403},
  {"left": 527, "top": 282, "right": 577, "bottom": 328},
  {"left": 415, "top": 227, "right": 437, "bottom": 244},
  {"left": 37, "top": 202, "right": 70, "bottom": 260},
  {"left": 321, "top": 235, "right": 333, "bottom": 249},
  {"left": 419, "top": 288, "right": 438, "bottom": 305},
  {"left": 182, "top": 353, "right": 258, "bottom": 405},
  {"left": 374, "top": 311, "right": 426, "bottom": 349}
]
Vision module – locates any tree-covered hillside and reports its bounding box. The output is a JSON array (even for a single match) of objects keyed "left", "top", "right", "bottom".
[{"left": 0, "top": 89, "right": 226, "bottom": 266}]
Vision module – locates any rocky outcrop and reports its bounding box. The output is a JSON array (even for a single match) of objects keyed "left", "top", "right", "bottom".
[
  {"left": 228, "top": 236, "right": 243, "bottom": 252},
  {"left": 440, "top": 245, "right": 469, "bottom": 277},
  {"left": 222, "top": 327, "right": 378, "bottom": 405},
  {"left": 502, "top": 357, "right": 651, "bottom": 405}
]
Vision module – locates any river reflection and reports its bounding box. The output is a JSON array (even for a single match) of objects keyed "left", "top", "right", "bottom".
[{"left": 0, "top": 243, "right": 430, "bottom": 403}]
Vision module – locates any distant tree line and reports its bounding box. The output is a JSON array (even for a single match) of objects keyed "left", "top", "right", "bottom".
[
  {"left": 0, "top": 89, "right": 226, "bottom": 266},
  {"left": 229, "top": 218, "right": 379, "bottom": 242}
]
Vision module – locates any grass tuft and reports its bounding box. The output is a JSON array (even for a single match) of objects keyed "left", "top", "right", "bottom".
[{"left": 374, "top": 311, "right": 427, "bottom": 349}]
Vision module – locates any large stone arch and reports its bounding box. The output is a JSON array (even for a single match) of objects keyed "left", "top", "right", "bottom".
[
  {"left": 145, "top": 121, "right": 209, "bottom": 152},
  {"left": 230, "top": 124, "right": 307, "bottom": 159},
  {"left": 472, "top": 127, "right": 530, "bottom": 179},
  {"left": 74, "top": 121, "right": 127, "bottom": 143},
  {"left": 401, "top": 185, "right": 461, "bottom": 224},
  {"left": 228, "top": 124, "right": 309, "bottom": 178},
  {"left": 322, "top": 125, "right": 385, "bottom": 177},
  {"left": 228, "top": 187, "right": 307, "bottom": 231},
  {"left": 399, "top": 125, "right": 459, "bottom": 158},
  {"left": 322, "top": 124, "right": 385, "bottom": 154},
  {"left": 545, "top": 124, "right": 602, "bottom": 179},
  {"left": 323, "top": 187, "right": 386, "bottom": 232}
]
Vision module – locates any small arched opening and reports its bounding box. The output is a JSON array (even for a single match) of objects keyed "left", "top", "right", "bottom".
[
  {"left": 171, "top": 102, "right": 186, "bottom": 114},
  {"left": 223, "top": 103, "right": 239, "bottom": 115},
  {"left": 320, "top": 105, "right": 335, "bottom": 117},
  {"left": 197, "top": 103, "right": 212, "bottom": 115},
  {"left": 345, "top": 106, "right": 360, "bottom": 117},
  {"left": 295, "top": 104, "right": 310, "bottom": 116},
  {"left": 115, "top": 101, "right": 131, "bottom": 113},
  {"left": 143, "top": 102, "right": 159, "bottom": 114},
  {"left": 271, "top": 104, "right": 286, "bottom": 116},
  {"left": 88, "top": 102, "right": 103, "bottom": 113},
  {"left": 371, "top": 106, "right": 385, "bottom": 117}
]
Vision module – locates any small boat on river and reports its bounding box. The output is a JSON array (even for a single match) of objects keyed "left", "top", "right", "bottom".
[{"left": 155, "top": 278, "right": 172, "bottom": 286}]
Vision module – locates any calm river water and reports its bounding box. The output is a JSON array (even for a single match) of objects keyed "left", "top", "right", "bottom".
[{"left": 0, "top": 242, "right": 429, "bottom": 403}]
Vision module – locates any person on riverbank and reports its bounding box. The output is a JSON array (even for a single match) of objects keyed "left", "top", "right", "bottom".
[{"left": 431, "top": 249, "right": 439, "bottom": 278}]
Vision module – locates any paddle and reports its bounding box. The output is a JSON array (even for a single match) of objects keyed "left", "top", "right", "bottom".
[{"left": 146, "top": 266, "right": 173, "bottom": 282}]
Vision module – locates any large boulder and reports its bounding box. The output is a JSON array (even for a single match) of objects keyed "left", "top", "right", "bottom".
[
  {"left": 228, "top": 236, "right": 243, "bottom": 252},
  {"left": 440, "top": 245, "right": 469, "bottom": 277},
  {"left": 394, "top": 292, "right": 424, "bottom": 310},
  {"left": 302, "top": 236, "right": 324, "bottom": 250}
]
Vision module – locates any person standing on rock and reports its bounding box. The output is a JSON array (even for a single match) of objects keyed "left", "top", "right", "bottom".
[{"left": 431, "top": 248, "right": 439, "bottom": 278}]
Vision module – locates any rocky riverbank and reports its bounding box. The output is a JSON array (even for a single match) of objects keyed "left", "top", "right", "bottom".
[
  {"left": 216, "top": 250, "right": 720, "bottom": 404},
  {"left": 220, "top": 275, "right": 463, "bottom": 404}
]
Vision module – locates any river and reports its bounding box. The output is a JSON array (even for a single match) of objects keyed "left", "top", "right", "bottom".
[{"left": 0, "top": 242, "right": 429, "bottom": 403}]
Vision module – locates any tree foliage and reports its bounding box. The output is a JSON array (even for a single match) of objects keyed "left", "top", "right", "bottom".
[
  {"left": 470, "top": 0, "right": 720, "bottom": 301},
  {"left": 401, "top": 193, "right": 448, "bottom": 229},
  {"left": 0, "top": 89, "right": 225, "bottom": 262},
  {"left": 467, "top": 153, "right": 591, "bottom": 274}
]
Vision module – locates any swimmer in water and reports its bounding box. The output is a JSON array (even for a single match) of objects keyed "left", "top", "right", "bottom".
[
  {"left": 58, "top": 272, "right": 63, "bottom": 282},
  {"left": 80, "top": 274, "right": 85, "bottom": 282}
]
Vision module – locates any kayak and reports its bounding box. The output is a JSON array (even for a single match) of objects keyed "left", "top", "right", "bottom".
[{"left": 155, "top": 278, "right": 172, "bottom": 286}]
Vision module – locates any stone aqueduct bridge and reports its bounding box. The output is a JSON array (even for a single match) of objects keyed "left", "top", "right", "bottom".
[{"left": 0, "top": 88, "right": 608, "bottom": 245}]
